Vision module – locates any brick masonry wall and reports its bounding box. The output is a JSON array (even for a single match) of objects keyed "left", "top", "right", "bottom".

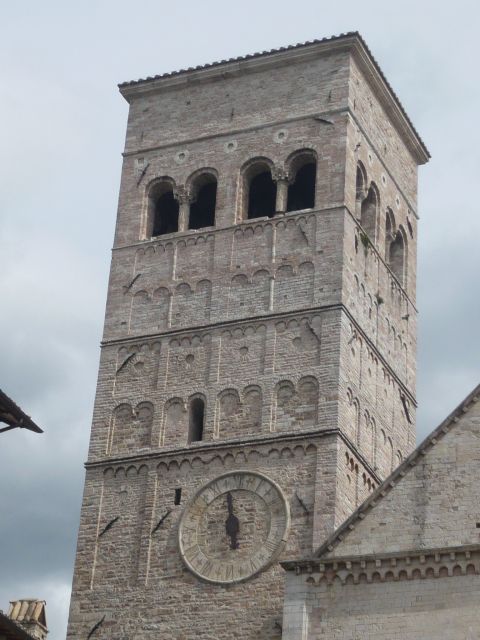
[
  {"left": 88, "top": 308, "right": 343, "bottom": 460},
  {"left": 67, "top": 37, "right": 424, "bottom": 640},
  {"left": 68, "top": 434, "right": 352, "bottom": 640},
  {"left": 121, "top": 51, "right": 351, "bottom": 160},
  {"left": 284, "top": 570, "right": 480, "bottom": 640}
]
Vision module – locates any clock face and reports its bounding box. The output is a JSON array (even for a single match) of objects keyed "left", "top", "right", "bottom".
[{"left": 178, "top": 471, "right": 290, "bottom": 584}]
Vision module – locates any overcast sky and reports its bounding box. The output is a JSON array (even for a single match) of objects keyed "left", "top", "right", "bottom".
[{"left": 1, "top": 1, "right": 479, "bottom": 638}]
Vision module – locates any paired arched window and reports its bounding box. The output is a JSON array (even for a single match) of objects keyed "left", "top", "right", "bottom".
[
  {"left": 245, "top": 161, "right": 276, "bottom": 220},
  {"left": 146, "top": 150, "right": 318, "bottom": 236},
  {"left": 188, "top": 173, "right": 217, "bottom": 230},
  {"left": 188, "top": 396, "right": 205, "bottom": 443},
  {"left": 243, "top": 152, "right": 316, "bottom": 220},
  {"left": 287, "top": 152, "right": 316, "bottom": 212},
  {"left": 355, "top": 163, "right": 408, "bottom": 288},
  {"left": 149, "top": 180, "right": 179, "bottom": 237}
]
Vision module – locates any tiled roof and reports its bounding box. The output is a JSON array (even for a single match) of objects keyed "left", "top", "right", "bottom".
[
  {"left": 0, "top": 389, "right": 43, "bottom": 434},
  {"left": 118, "top": 32, "right": 358, "bottom": 87},
  {"left": 311, "top": 382, "right": 480, "bottom": 559},
  {"left": 118, "top": 32, "right": 429, "bottom": 160}
]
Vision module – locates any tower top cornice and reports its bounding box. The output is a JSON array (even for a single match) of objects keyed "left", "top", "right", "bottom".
[{"left": 118, "top": 32, "right": 430, "bottom": 165}]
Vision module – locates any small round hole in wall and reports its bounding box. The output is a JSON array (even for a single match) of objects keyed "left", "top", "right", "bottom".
[
  {"left": 175, "top": 150, "right": 189, "bottom": 164},
  {"left": 274, "top": 129, "right": 288, "bottom": 143},
  {"left": 381, "top": 173, "right": 387, "bottom": 185},
  {"left": 368, "top": 152, "right": 373, "bottom": 165},
  {"left": 224, "top": 140, "right": 238, "bottom": 153},
  {"left": 395, "top": 195, "right": 401, "bottom": 209}
]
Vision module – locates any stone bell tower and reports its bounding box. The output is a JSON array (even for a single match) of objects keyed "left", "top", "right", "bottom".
[{"left": 66, "top": 32, "right": 428, "bottom": 640}]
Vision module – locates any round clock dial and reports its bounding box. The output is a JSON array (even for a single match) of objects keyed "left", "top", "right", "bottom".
[{"left": 178, "top": 471, "right": 290, "bottom": 584}]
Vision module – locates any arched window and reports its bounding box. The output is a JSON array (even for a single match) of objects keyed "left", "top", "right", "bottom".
[
  {"left": 385, "top": 208, "right": 395, "bottom": 238},
  {"left": 356, "top": 163, "right": 367, "bottom": 200},
  {"left": 360, "top": 184, "right": 379, "bottom": 242},
  {"left": 188, "top": 397, "right": 205, "bottom": 443},
  {"left": 188, "top": 173, "right": 217, "bottom": 230},
  {"left": 355, "top": 161, "right": 368, "bottom": 222},
  {"left": 244, "top": 161, "right": 276, "bottom": 220},
  {"left": 286, "top": 153, "right": 316, "bottom": 212},
  {"left": 148, "top": 180, "right": 179, "bottom": 237},
  {"left": 389, "top": 228, "right": 406, "bottom": 285}
]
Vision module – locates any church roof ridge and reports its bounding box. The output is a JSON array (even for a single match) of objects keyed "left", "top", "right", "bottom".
[
  {"left": 118, "top": 32, "right": 429, "bottom": 163},
  {"left": 313, "top": 382, "right": 480, "bottom": 559}
]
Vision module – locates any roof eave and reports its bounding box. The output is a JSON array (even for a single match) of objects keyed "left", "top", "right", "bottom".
[
  {"left": 0, "top": 389, "right": 43, "bottom": 434},
  {"left": 118, "top": 33, "right": 358, "bottom": 101},
  {"left": 117, "top": 32, "right": 429, "bottom": 165}
]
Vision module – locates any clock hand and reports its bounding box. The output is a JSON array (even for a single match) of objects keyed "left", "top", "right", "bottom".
[{"left": 225, "top": 492, "right": 240, "bottom": 550}]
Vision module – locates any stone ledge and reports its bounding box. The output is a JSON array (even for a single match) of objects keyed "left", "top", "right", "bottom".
[{"left": 282, "top": 543, "right": 480, "bottom": 584}]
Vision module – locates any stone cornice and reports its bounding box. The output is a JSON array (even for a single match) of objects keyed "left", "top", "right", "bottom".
[
  {"left": 282, "top": 543, "right": 480, "bottom": 584},
  {"left": 312, "top": 384, "right": 480, "bottom": 559},
  {"left": 121, "top": 108, "right": 347, "bottom": 158},
  {"left": 110, "top": 205, "right": 418, "bottom": 309},
  {"left": 86, "top": 427, "right": 339, "bottom": 469},
  {"left": 85, "top": 427, "right": 380, "bottom": 485}
]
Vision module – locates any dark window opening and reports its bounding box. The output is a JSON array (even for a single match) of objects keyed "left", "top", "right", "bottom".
[
  {"left": 287, "top": 162, "right": 316, "bottom": 212},
  {"left": 188, "top": 397, "right": 205, "bottom": 443},
  {"left": 152, "top": 190, "right": 179, "bottom": 236},
  {"left": 389, "top": 231, "right": 405, "bottom": 285},
  {"left": 189, "top": 179, "right": 217, "bottom": 230},
  {"left": 174, "top": 488, "right": 182, "bottom": 505},
  {"left": 247, "top": 170, "right": 276, "bottom": 219}
]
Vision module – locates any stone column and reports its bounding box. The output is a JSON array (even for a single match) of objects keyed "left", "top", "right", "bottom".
[
  {"left": 174, "top": 186, "right": 191, "bottom": 232},
  {"left": 273, "top": 166, "right": 290, "bottom": 215}
]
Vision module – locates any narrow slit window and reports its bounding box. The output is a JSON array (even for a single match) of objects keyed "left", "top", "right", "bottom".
[
  {"left": 188, "top": 397, "right": 205, "bottom": 443},
  {"left": 360, "top": 185, "right": 378, "bottom": 242},
  {"left": 389, "top": 230, "right": 406, "bottom": 286},
  {"left": 174, "top": 488, "right": 182, "bottom": 505}
]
